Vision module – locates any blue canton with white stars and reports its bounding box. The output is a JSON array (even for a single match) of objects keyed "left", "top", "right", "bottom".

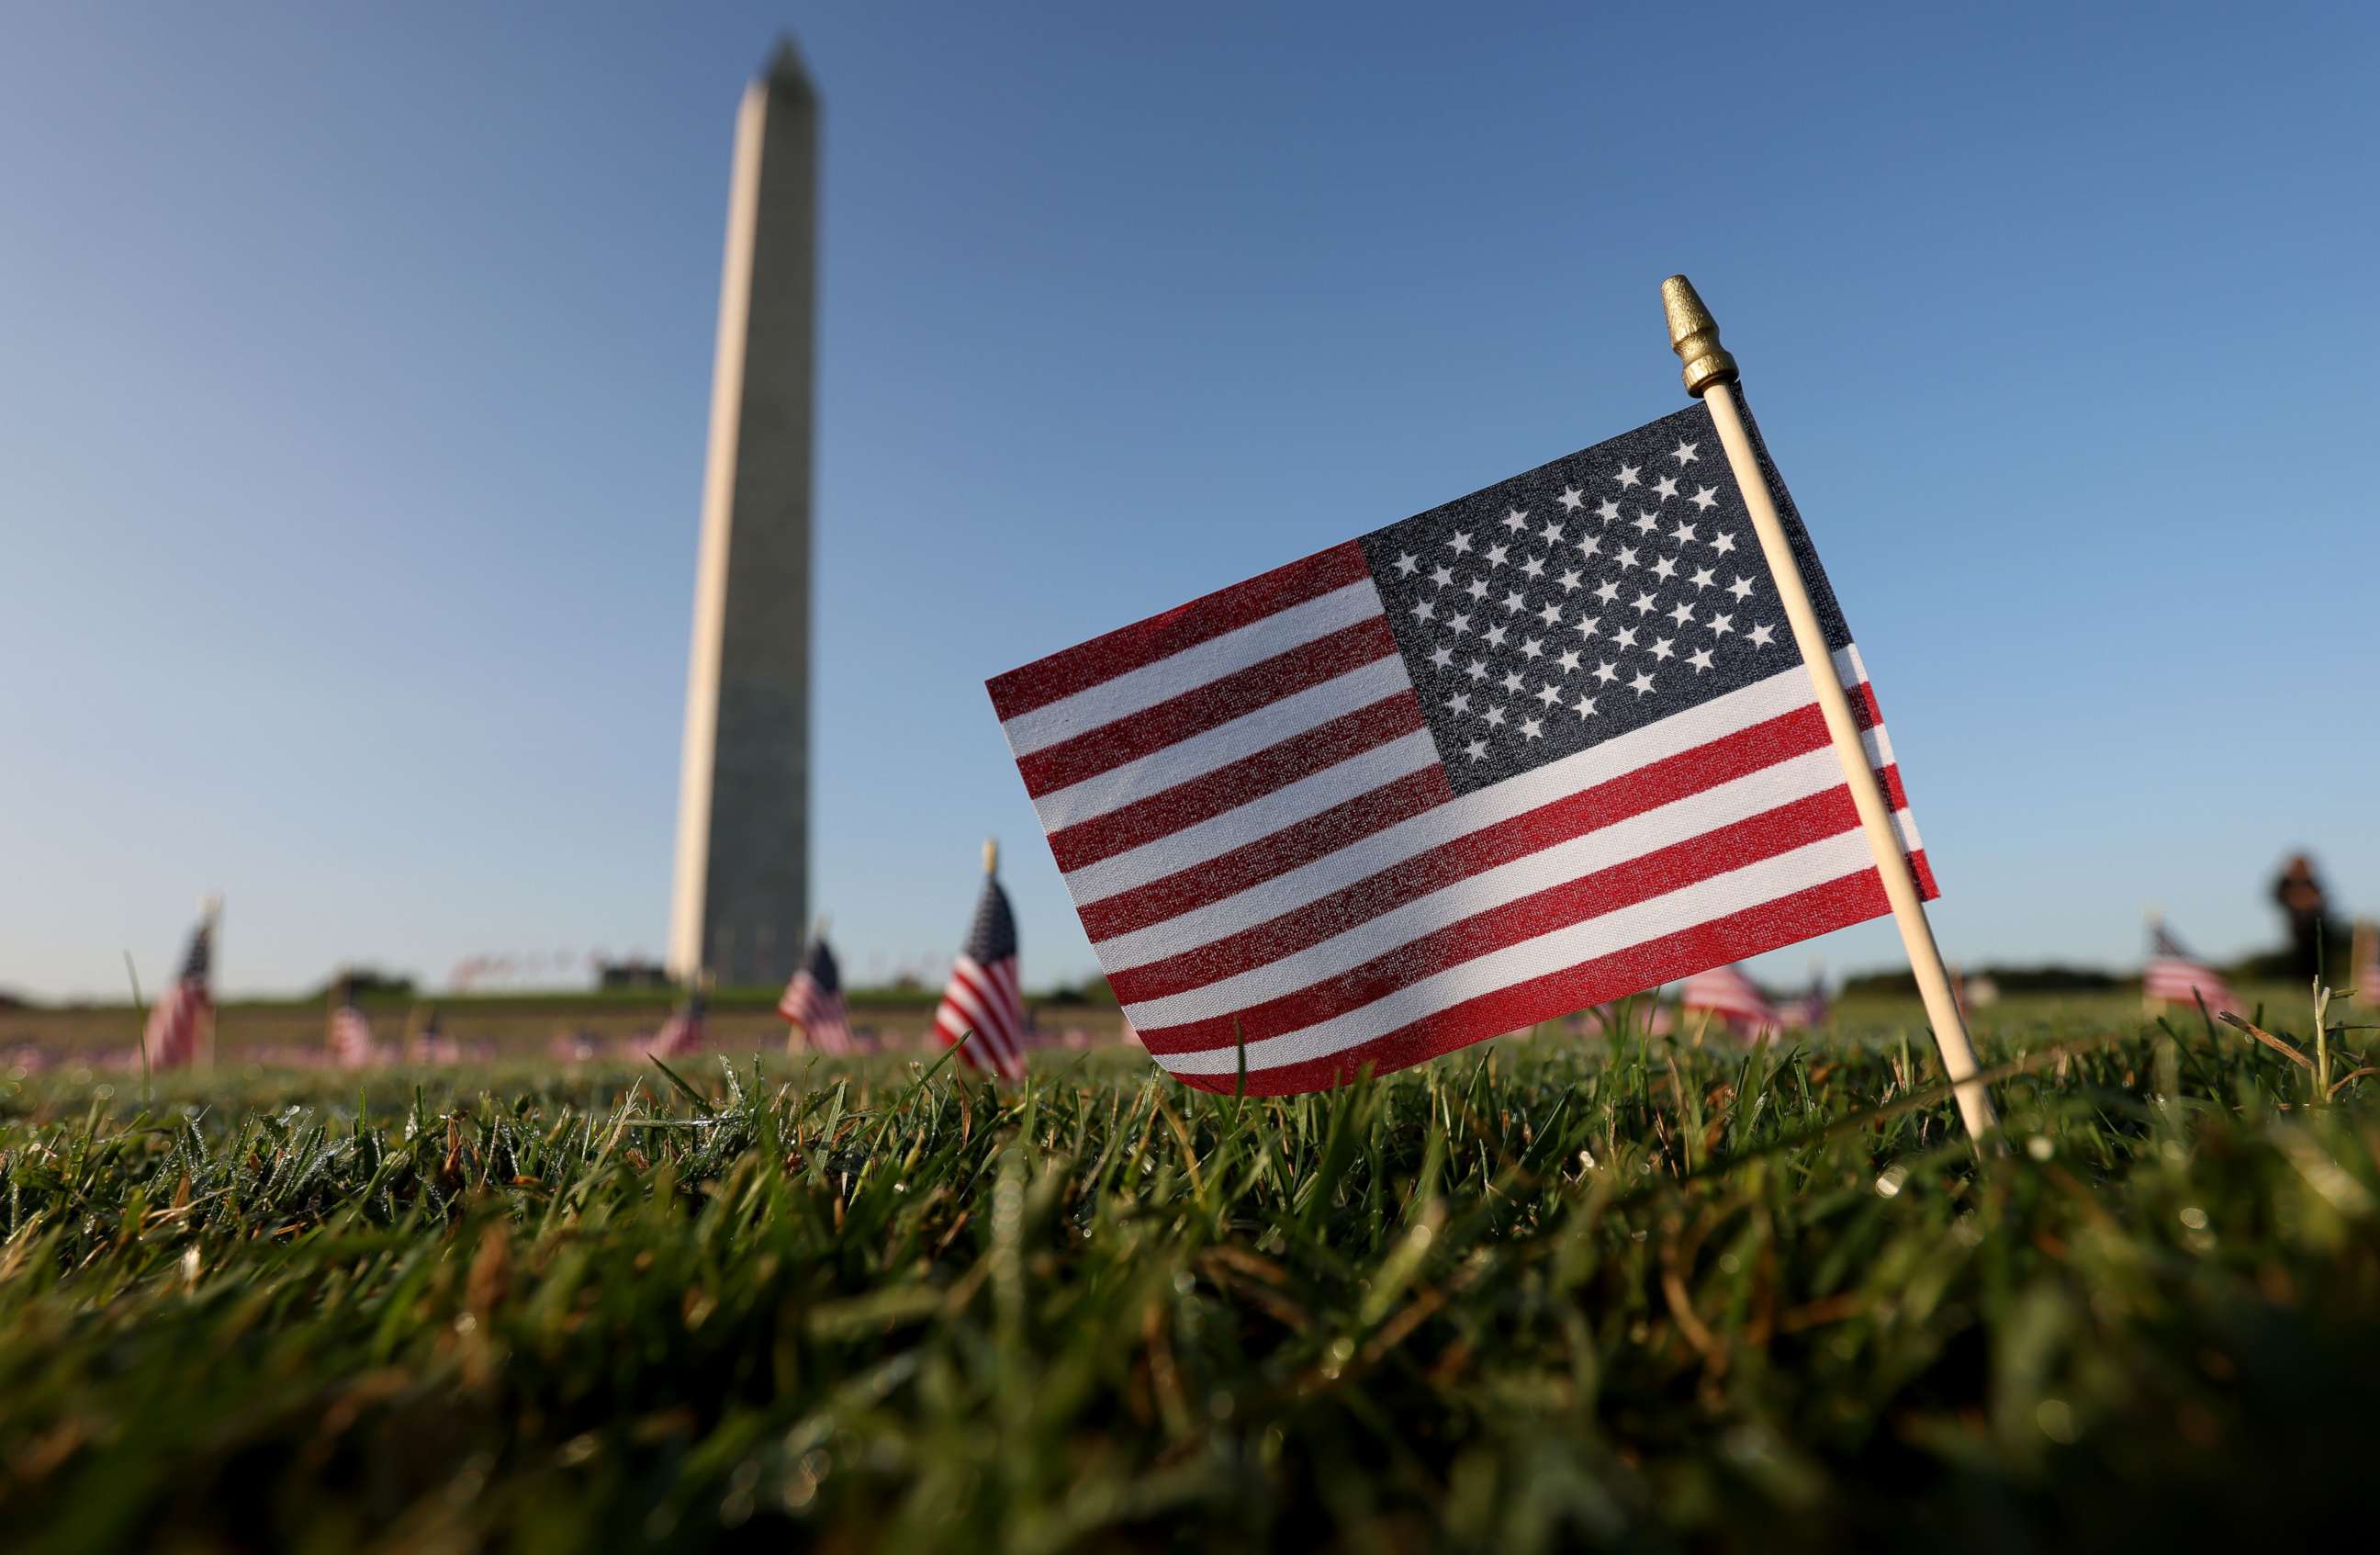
[{"left": 1357, "top": 401, "right": 1854, "bottom": 795}]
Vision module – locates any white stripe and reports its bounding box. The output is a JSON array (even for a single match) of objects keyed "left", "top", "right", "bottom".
[
  {"left": 1086, "top": 654, "right": 1884, "bottom": 954},
  {"left": 1001, "top": 580, "right": 1384, "bottom": 758},
  {"left": 1118, "top": 745, "right": 1903, "bottom": 1028},
  {"left": 1031, "top": 655, "right": 1411, "bottom": 832},
  {"left": 1157, "top": 821, "right": 1903, "bottom": 1075},
  {"left": 1061, "top": 729, "right": 1441, "bottom": 905}
]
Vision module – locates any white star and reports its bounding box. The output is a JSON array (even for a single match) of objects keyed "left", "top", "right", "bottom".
[
  {"left": 1712, "top": 531, "right": 1737, "bottom": 556},
  {"left": 1394, "top": 552, "right": 1420, "bottom": 576},
  {"left": 1535, "top": 601, "right": 1564, "bottom": 626},
  {"left": 1486, "top": 543, "right": 1510, "bottom": 568},
  {"left": 1538, "top": 521, "right": 1565, "bottom": 546},
  {"left": 1633, "top": 510, "right": 1661, "bottom": 535},
  {"left": 1533, "top": 682, "right": 1562, "bottom": 708},
  {"left": 1465, "top": 577, "right": 1489, "bottom": 601},
  {"left": 1690, "top": 485, "right": 1720, "bottom": 513},
  {"left": 1409, "top": 599, "right": 1436, "bottom": 622},
  {"left": 1501, "top": 508, "right": 1530, "bottom": 533},
  {"left": 1593, "top": 660, "right": 1620, "bottom": 684},
  {"left": 1727, "top": 575, "right": 1756, "bottom": 602},
  {"left": 1595, "top": 499, "right": 1622, "bottom": 524},
  {"left": 1555, "top": 648, "right": 1581, "bottom": 672},
  {"left": 1654, "top": 475, "right": 1679, "bottom": 500},
  {"left": 1464, "top": 738, "right": 1488, "bottom": 762},
  {"left": 1667, "top": 601, "right": 1695, "bottom": 628},
  {"left": 1652, "top": 557, "right": 1678, "bottom": 581},
  {"left": 1574, "top": 694, "right": 1599, "bottom": 718},
  {"left": 1631, "top": 591, "right": 1659, "bottom": 616},
  {"left": 1670, "top": 522, "right": 1698, "bottom": 547},
  {"left": 1615, "top": 464, "right": 1641, "bottom": 489},
  {"left": 1557, "top": 486, "right": 1585, "bottom": 513},
  {"left": 1500, "top": 669, "right": 1526, "bottom": 693},
  {"left": 1671, "top": 441, "right": 1699, "bottom": 465},
  {"left": 1593, "top": 580, "right": 1621, "bottom": 604},
  {"left": 1690, "top": 567, "right": 1716, "bottom": 592},
  {"left": 1576, "top": 534, "right": 1602, "bottom": 558},
  {"left": 1611, "top": 625, "right": 1639, "bottom": 649},
  {"left": 1500, "top": 590, "right": 1527, "bottom": 614},
  {"left": 1484, "top": 704, "right": 1508, "bottom": 727},
  {"left": 1520, "top": 716, "right": 1544, "bottom": 741},
  {"left": 1748, "top": 623, "right": 1777, "bottom": 648},
  {"left": 1445, "top": 611, "right": 1471, "bottom": 636},
  {"left": 1688, "top": 647, "right": 1714, "bottom": 673},
  {"left": 1556, "top": 569, "right": 1582, "bottom": 593},
  {"left": 1650, "top": 637, "right": 1676, "bottom": 661},
  {"left": 1483, "top": 624, "right": 1510, "bottom": 648},
  {"left": 1520, "top": 555, "right": 1545, "bottom": 580},
  {"left": 1708, "top": 613, "right": 1734, "bottom": 637},
  {"left": 1443, "top": 691, "right": 1471, "bottom": 714},
  {"left": 1520, "top": 637, "right": 1544, "bottom": 660},
  {"left": 1428, "top": 644, "right": 1454, "bottom": 669},
  {"left": 1465, "top": 658, "right": 1490, "bottom": 680},
  {"left": 1616, "top": 546, "right": 1641, "bottom": 570},
  {"left": 1629, "top": 670, "right": 1657, "bottom": 695},
  {"left": 1430, "top": 563, "right": 1455, "bottom": 588},
  {"left": 1574, "top": 615, "right": 1601, "bottom": 638},
  {"left": 1447, "top": 531, "right": 1473, "bottom": 554}
]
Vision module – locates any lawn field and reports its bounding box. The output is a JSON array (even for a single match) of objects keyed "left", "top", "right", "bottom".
[{"left": 3, "top": 996, "right": 2376, "bottom": 1552}]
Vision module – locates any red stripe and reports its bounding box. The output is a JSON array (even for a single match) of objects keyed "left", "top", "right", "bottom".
[
  {"left": 1077, "top": 767, "right": 1455, "bottom": 941},
  {"left": 987, "top": 543, "right": 1371, "bottom": 721},
  {"left": 1016, "top": 616, "right": 1401, "bottom": 798},
  {"left": 1047, "top": 693, "right": 1425, "bottom": 873},
  {"left": 1134, "top": 785, "right": 1909, "bottom": 1054},
  {"left": 1171, "top": 865, "right": 1904, "bottom": 1095},
  {"left": 1105, "top": 702, "right": 1857, "bottom": 1006}
]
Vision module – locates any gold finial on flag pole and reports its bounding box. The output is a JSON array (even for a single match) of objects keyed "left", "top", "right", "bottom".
[
  {"left": 1663, "top": 275, "right": 1997, "bottom": 1144},
  {"left": 982, "top": 837, "right": 999, "bottom": 875},
  {"left": 1661, "top": 276, "right": 1739, "bottom": 397}
]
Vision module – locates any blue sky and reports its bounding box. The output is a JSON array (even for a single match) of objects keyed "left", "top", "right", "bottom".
[{"left": 4, "top": 1, "right": 2375, "bottom": 1000}]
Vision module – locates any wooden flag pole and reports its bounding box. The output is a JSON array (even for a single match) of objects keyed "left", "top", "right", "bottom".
[{"left": 1663, "top": 276, "right": 1997, "bottom": 1143}]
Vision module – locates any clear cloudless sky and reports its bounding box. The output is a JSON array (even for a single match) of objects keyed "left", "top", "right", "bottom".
[{"left": 4, "top": 1, "right": 2376, "bottom": 1000}]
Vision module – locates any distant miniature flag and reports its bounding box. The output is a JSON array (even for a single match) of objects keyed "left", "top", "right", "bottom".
[
  {"left": 2355, "top": 921, "right": 2380, "bottom": 1007},
  {"left": 328, "top": 985, "right": 377, "bottom": 1068},
  {"left": 780, "top": 930, "right": 856, "bottom": 1055},
  {"left": 931, "top": 848, "right": 1028, "bottom": 1079},
  {"left": 2143, "top": 921, "right": 2241, "bottom": 1017},
  {"left": 987, "top": 403, "right": 1929, "bottom": 1094},
  {"left": 1779, "top": 972, "right": 1831, "bottom": 1031},
  {"left": 140, "top": 911, "right": 215, "bottom": 1071},
  {"left": 408, "top": 1008, "right": 461, "bottom": 1066},
  {"left": 648, "top": 986, "right": 707, "bottom": 1058},
  {"left": 1678, "top": 963, "right": 1780, "bottom": 1036}
]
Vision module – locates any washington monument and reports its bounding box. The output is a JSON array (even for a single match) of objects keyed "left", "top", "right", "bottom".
[{"left": 668, "top": 41, "right": 817, "bottom": 987}]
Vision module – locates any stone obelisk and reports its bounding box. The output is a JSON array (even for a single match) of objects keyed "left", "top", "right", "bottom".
[{"left": 668, "top": 40, "right": 817, "bottom": 987}]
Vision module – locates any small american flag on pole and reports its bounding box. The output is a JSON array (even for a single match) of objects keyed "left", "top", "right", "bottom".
[
  {"left": 328, "top": 984, "right": 377, "bottom": 1069},
  {"left": 648, "top": 985, "right": 707, "bottom": 1059},
  {"left": 989, "top": 401, "right": 1929, "bottom": 1095},
  {"left": 1678, "top": 963, "right": 1781, "bottom": 1037},
  {"left": 933, "top": 847, "right": 1028, "bottom": 1079},
  {"left": 780, "top": 930, "right": 856, "bottom": 1055},
  {"left": 2144, "top": 920, "right": 2241, "bottom": 1017},
  {"left": 140, "top": 908, "right": 216, "bottom": 1071}
]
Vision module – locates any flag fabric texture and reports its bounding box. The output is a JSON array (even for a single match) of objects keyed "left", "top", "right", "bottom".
[
  {"left": 2143, "top": 922, "right": 2241, "bottom": 1016},
  {"left": 649, "top": 987, "right": 707, "bottom": 1059},
  {"left": 987, "top": 400, "right": 1930, "bottom": 1095},
  {"left": 140, "top": 915, "right": 215, "bottom": 1070},
  {"left": 1678, "top": 963, "right": 1781, "bottom": 1036},
  {"left": 780, "top": 934, "right": 857, "bottom": 1055},
  {"left": 328, "top": 989, "right": 377, "bottom": 1069},
  {"left": 932, "top": 871, "right": 1028, "bottom": 1079}
]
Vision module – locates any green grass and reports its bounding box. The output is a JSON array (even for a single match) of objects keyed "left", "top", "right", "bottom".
[{"left": 3, "top": 999, "right": 2376, "bottom": 1552}]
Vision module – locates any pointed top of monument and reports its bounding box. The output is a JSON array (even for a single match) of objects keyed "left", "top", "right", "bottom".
[{"left": 763, "top": 35, "right": 815, "bottom": 93}]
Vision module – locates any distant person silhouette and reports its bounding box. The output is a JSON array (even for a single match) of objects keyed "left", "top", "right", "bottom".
[{"left": 2272, "top": 854, "right": 2333, "bottom": 980}]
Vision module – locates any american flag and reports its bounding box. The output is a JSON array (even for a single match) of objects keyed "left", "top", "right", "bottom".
[
  {"left": 1678, "top": 963, "right": 1780, "bottom": 1036},
  {"left": 140, "top": 912, "right": 214, "bottom": 1070},
  {"left": 648, "top": 985, "right": 707, "bottom": 1058},
  {"left": 1779, "top": 972, "right": 1831, "bottom": 1031},
  {"left": 2143, "top": 921, "right": 2241, "bottom": 1017},
  {"left": 328, "top": 986, "right": 377, "bottom": 1068},
  {"left": 988, "top": 401, "right": 1930, "bottom": 1095},
  {"left": 408, "top": 1008, "right": 462, "bottom": 1066},
  {"left": 932, "top": 860, "right": 1028, "bottom": 1079},
  {"left": 780, "top": 932, "right": 856, "bottom": 1054}
]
